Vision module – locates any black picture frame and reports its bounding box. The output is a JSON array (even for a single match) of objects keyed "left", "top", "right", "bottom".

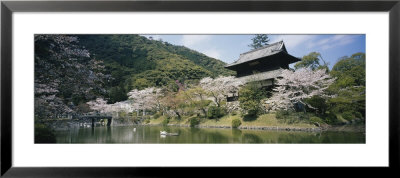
[{"left": 1, "top": 0, "right": 399, "bottom": 177}]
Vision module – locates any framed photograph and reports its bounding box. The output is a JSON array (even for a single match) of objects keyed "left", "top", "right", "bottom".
[{"left": 1, "top": 0, "right": 399, "bottom": 177}]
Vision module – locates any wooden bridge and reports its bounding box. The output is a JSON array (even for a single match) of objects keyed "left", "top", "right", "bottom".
[{"left": 77, "top": 113, "right": 113, "bottom": 127}]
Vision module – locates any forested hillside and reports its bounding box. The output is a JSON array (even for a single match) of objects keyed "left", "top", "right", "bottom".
[
  {"left": 76, "top": 35, "right": 234, "bottom": 103},
  {"left": 34, "top": 35, "right": 234, "bottom": 119}
]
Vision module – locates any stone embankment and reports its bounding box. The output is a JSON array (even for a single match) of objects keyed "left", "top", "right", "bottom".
[{"left": 144, "top": 123, "right": 322, "bottom": 132}]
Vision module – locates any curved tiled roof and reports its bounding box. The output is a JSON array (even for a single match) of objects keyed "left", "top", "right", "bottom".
[{"left": 226, "top": 41, "right": 292, "bottom": 68}]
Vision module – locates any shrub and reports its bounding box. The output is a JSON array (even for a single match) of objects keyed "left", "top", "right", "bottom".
[
  {"left": 354, "top": 112, "right": 362, "bottom": 119},
  {"left": 231, "top": 118, "right": 242, "bottom": 128},
  {"left": 153, "top": 112, "right": 162, "bottom": 119},
  {"left": 342, "top": 111, "right": 353, "bottom": 121},
  {"left": 162, "top": 118, "right": 170, "bottom": 126},
  {"left": 304, "top": 96, "right": 328, "bottom": 115},
  {"left": 189, "top": 117, "right": 200, "bottom": 127},
  {"left": 324, "top": 112, "right": 339, "bottom": 125},
  {"left": 144, "top": 119, "right": 150, "bottom": 124},
  {"left": 297, "top": 112, "right": 310, "bottom": 121},
  {"left": 238, "top": 82, "right": 266, "bottom": 117},
  {"left": 275, "top": 110, "right": 290, "bottom": 119},
  {"left": 309, "top": 116, "right": 324, "bottom": 125},
  {"left": 119, "top": 111, "right": 127, "bottom": 118},
  {"left": 207, "top": 106, "right": 225, "bottom": 119}
]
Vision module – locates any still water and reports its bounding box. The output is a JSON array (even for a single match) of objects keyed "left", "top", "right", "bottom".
[{"left": 54, "top": 125, "right": 365, "bottom": 143}]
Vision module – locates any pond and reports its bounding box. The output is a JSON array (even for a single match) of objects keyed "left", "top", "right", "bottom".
[{"left": 54, "top": 125, "right": 365, "bottom": 144}]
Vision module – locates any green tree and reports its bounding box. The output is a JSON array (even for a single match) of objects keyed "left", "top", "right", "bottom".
[
  {"left": 231, "top": 118, "right": 242, "bottom": 128},
  {"left": 132, "top": 78, "right": 152, "bottom": 90},
  {"left": 304, "top": 95, "right": 328, "bottom": 115},
  {"left": 108, "top": 86, "right": 128, "bottom": 103},
  {"left": 329, "top": 52, "right": 365, "bottom": 89},
  {"left": 75, "top": 34, "right": 234, "bottom": 103},
  {"left": 249, "top": 34, "right": 270, "bottom": 49},
  {"left": 327, "top": 52, "right": 366, "bottom": 123},
  {"left": 207, "top": 106, "right": 226, "bottom": 119},
  {"left": 238, "top": 82, "right": 266, "bottom": 117},
  {"left": 294, "top": 52, "right": 328, "bottom": 71}
]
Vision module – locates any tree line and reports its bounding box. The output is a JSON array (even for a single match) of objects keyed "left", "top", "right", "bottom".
[
  {"left": 85, "top": 50, "right": 365, "bottom": 127},
  {"left": 34, "top": 34, "right": 365, "bottom": 128}
]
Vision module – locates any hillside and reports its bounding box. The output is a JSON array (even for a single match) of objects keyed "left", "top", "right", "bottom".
[{"left": 76, "top": 35, "right": 235, "bottom": 102}]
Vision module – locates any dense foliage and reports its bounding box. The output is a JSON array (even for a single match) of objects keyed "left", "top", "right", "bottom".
[
  {"left": 298, "top": 52, "right": 366, "bottom": 124},
  {"left": 294, "top": 52, "right": 329, "bottom": 71},
  {"left": 326, "top": 53, "right": 366, "bottom": 123},
  {"left": 238, "top": 82, "right": 266, "bottom": 117},
  {"left": 231, "top": 118, "right": 242, "bottom": 128},
  {"left": 34, "top": 35, "right": 110, "bottom": 119},
  {"left": 77, "top": 35, "right": 234, "bottom": 103},
  {"left": 207, "top": 106, "right": 226, "bottom": 119},
  {"left": 34, "top": 35, "right": 234, "bottom": 119},
  {"left": 34, "top": 34, "right": 365, "bottom": 129}
]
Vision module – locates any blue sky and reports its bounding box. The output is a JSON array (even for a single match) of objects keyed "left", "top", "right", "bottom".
[{"left": 142, "top": 34, "right": 365, "bottom": 69}]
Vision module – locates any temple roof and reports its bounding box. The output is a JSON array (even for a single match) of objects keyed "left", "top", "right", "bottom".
[{"left": 225, "top": 41, "right": 299, "bottom": 68}]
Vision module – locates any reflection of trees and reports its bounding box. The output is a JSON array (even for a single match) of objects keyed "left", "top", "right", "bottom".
[
  {"left": 195, "top": 130, "right": 229, "bottom": 143},
  {"left": 106, "top": 127, "right": 111, "bottom": 142},
  {"left": 54, "top": 126, "right": 366, "bottom": 144},
  {"left": 231, "top": 129, "right": 242, "bottom": 137},
  {"left": 276, "top": 132, "right": 315, "bottom": 143},
  {"left": 231, "top": 129, "right": 242, "bottom": 143},
  {"left": 242, "top": 133, "right": 263, "bottom": 143}
]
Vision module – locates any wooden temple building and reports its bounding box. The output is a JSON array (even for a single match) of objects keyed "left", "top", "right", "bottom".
[{"left": 225, "top": 41, "right": 300, "bottom": 101}]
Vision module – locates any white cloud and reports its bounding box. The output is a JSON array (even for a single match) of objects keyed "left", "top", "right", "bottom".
[
  {"left": 203, "top": 49, "right": 221, "bottom": 59},
  {"left": 270, "top": 35, "right": 356, "bottom": 52},
  {"left": 270, "top": 35, "right": 316, "bottom": 49},
  {"left": 311, "top": 35, "right": 356, "bottom": 50},
  {"left": 179, "top": 35, "right": 224, "bottom": 60},
  {"left": 180, "top": 35, "right": 212, "bottom": 48}
]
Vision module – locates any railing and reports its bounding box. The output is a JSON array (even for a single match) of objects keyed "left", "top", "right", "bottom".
[
  {"left": 79, "top": 113, "right": 113, "bottom": 117},
  {"left": 76, "top": 113, "right": 113, "bottom": 119}
]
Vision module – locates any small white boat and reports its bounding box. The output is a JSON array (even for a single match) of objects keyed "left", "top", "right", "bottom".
[{"left": 160, "top": 131, "right": 179, "bottom": 136}]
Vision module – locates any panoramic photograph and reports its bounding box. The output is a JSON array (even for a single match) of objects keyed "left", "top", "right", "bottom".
[{"left": 34, "top": 34, "right": 366, "bottom": 144}]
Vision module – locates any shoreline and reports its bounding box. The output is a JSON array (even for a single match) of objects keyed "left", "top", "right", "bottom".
[
  {"left": 140, "top": 123, "right": 324, "bottom": 132},
  {"left": 41, "top": 114, "right": 365, "bottom": 133},
  {"left": 138, "top": 123, "right": 365, "bottom": 133}
]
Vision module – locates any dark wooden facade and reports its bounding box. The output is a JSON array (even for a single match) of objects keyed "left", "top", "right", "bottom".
[
  {"left": 225, "top": 41, "right": 300, "bottom": 79},
  {"left": 224, "top": 41, "right": 300, "bottom": 102}
]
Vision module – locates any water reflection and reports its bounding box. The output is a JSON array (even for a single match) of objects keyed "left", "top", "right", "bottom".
[{"left": 54, "top": 125, "right": 365, "bottom": 144}]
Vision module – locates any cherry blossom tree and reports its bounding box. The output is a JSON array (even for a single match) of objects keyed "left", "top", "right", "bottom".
[
  {"left": 199, "top": 76, "right": 243, "bottom": 107},
  {"left": 86, "top": 98, "right": 111, "bottom": 113},
  {"left": 34, "top": 35, "right": 111, "bottom": 119},
  {"left": 267, "top": 68, "right": 335, "bottom": 111},
  {"left": 127, "top": 87, "right": 163, "bottom": 116},
  {"left": 87, "top": 98, "right": 135, "bottom": 115}
]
